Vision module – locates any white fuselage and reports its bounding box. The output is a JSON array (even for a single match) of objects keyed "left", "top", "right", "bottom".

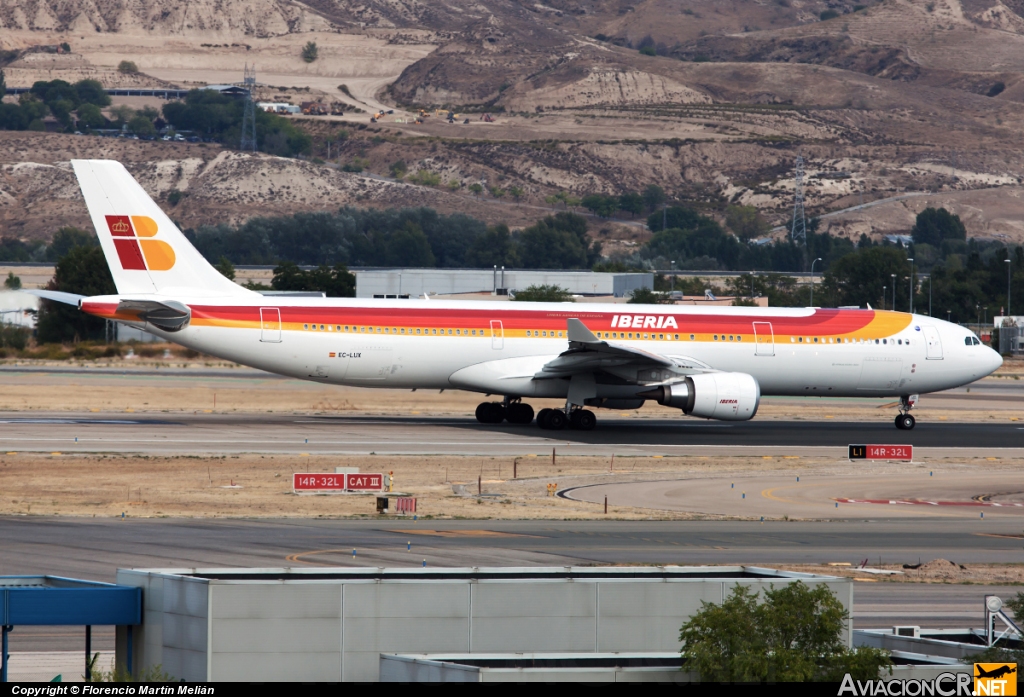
[{"left": 92, "top": 295, "right": 1003, "bottom": 402}]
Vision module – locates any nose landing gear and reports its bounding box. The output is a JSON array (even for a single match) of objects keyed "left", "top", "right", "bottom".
[{"left": 894, "top": 394, "right": 918, "bottom": 430}]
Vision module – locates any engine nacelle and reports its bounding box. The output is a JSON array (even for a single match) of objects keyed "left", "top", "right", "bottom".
[{"left": 640, "top": 373, "right": 761, "bottom": 421}]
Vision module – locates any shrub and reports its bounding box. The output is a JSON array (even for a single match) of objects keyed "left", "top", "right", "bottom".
[
  {"left": 820, "top": 9, "right": 840, "bottom": 20},
  {"left": 511, "top": 284, "right": 574, "bottom": 302},
  {"left": 118, "top": 60, "right": 138, "bottom": 74},
  {"left": 301, "top": 41, "right": 319, "bottom": 63}
]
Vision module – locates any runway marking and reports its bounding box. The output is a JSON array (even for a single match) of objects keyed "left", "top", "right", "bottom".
[
  {"left": 834, "top": 497, "right": 1024, "bottom": 508},
  {"left": 390, "top": 529, "right": 538, "bottom": 538},
  {"left": 761, "top": 487, "right": 797, "bottom": 504},
  {"left": 284, "top": 549, "right": 356, "bottom": 566},
  {"left": 974, "top": 533, "right": 1024, "bottom": 539},
  {"left": 0, "top": 418, "right": 171, "bottom": 425}
]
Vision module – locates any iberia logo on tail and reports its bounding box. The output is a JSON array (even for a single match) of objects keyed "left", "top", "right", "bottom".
[{"left": 104, "top": 215, "right": 176, "bottom": 271}]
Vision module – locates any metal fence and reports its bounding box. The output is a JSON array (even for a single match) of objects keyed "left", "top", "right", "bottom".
[{"left": 998, "top": 325, "right": 1022, "bottom": 355}]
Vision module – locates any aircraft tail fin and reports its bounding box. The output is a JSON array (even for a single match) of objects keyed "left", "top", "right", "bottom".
[{"left": 71, "top": 159, "right": 254, "bottom": 298}]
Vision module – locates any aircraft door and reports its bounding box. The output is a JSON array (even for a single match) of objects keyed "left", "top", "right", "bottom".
[
  {"left": 260, "top": 307, "right": 282, "bottom": 342},
  {"left": 752, "top": 322, "right": 774, "bottom": 356},
  {"left": 490, "top": 320, "right": 504, "bottom": 350},
  {"left": 922, "top": 325, "right": 943, "bottom": 359}
]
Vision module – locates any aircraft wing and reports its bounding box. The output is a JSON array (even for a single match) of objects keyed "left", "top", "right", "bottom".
[{"left": 535, "top": 318, "right": 701, "bottom": 379}]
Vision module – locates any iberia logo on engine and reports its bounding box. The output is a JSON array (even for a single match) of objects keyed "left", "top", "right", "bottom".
[
  {"left": 104, "top": 215, "right": 175, "bottom": 271},
  {"left": 975, "top": 663, "right": 1017, "bottom": 696}
]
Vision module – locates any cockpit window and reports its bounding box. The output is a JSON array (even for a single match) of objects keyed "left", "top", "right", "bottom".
[{"left": 965, "top": 336, "right": 981, "bottom": 346}]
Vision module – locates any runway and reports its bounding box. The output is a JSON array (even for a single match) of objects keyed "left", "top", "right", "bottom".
[
  {"left": 0, "top": 411, "right": 1023, "bottom": 456},
  {"left": 0, "top": 516, "right": 1019, "bottom": 652}
]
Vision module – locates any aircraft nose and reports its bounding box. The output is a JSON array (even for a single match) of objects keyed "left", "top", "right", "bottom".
[{"left": 985, "top": 346, "right": 1003, "bottom": 374}]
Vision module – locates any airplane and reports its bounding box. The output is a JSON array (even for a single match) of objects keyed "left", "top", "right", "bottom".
[
  {"left": 976, "top": 665, "right": 1017, "bottom": 679},
  {"left": 31, "top": 160, "right": 1003, "bottom": 431}
]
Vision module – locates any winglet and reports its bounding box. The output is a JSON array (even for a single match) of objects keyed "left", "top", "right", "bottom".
[{"left": 567, "top": 318, "right": 599, "bottom": 343}]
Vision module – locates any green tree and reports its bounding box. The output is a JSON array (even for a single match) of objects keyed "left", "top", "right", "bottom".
[
  {"left": 75, "top": 103, "right": 106, "bottom": 129},
  {"left": 127, "top": 114, "right": 156, "bottom": 136},
  {"left": 618, "top": 191, "right": 644, "bottom": 218},
  {"left": 47, "top": 226, "right": 97, "bottom": 261},
  {"left": 301, "top": 41, "right": 319, "bottom": 63},
  {"left": 4, "top": 271, "right": 21, "bottom": 290},
  {"left": 489, "top": 186, "right": 506, "bottom": 199},
  {"left": 518, "top": 212, "right": 598, "bottom": 269},
  {"left": 725, "top": 204, "right": 769, "bottom": 241},
  {"left": 627, "top": 287, "right": 673, "bottom": 304},
  {"left": 469, "top": 183, "right": 484, "bottom": 195},
  {"left": 820, "top": 9, "right": 840, "bottom": 20},
  {"left": 508, "top": 186, "right": 524, "bottom": 201},
  {"left": 389, "top": 160, "right": 407, "bottom": 179},
  {"left": 118, "top": 60, "right": 138, "bottom": 74},
  {"left": 582, "top": 193, "right": 618, "bottom": 218},
  {"left": 215, "top": 256, "right": 236, "bottom": 281},
  {"left": 465, "top": 223, "right": 519, "bottom": 268},
  {"left": 73, "top": 79, "right": 110, "bottom": 107},
  {"left": 108, "top": 105, "right": 134, "bottom": 126},
  {"left": 36, "top": 245, "right": 116, "bottom": 343},
  {"left": 643, "top": 184, "right": 666, "bottom": 212},
  {"left": 823, "top": 246, "right": 911, "bottom": 309},
  {"left": 511, "top": 284, "right": 574, "bottom": 302},
  {"left": 680, "top": 582, "right": 891, "bottom": 683},
  {"left": 912, "top": 207, "right": 967, "bottom": 247},
  {"left": 271, "top": 262, "right": 355, "bottom": 297}
]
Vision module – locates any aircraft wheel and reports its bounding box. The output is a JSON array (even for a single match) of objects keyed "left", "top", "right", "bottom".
[
  {"left": 537, "top": 408, "right": 553, "bottom": 429},
  {"left": 570, "top": 409, "right": 597, "bottom": 431},
  {"left": 546, "top": 409, "right": 568, "bottom": 430},
  {"left": 895, "top": 414, "right": 916, "bottom": 430},
  {"left": 475, "top": 402, "right": 505, "bottom": 424},
  {"left": 507, "top": 402, "right": 535, "bottom": 425}
]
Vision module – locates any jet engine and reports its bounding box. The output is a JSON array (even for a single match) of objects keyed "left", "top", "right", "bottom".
[{"left": 639, "top": 372, "right": 760, "bottom": 421}]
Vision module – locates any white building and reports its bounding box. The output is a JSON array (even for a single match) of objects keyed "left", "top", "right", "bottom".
[
  {"left": 115, "top": 565, "right": 850, "bottom": 682},
  {"left": 355, "top": 269, "right": 652, "bottom": 299}
]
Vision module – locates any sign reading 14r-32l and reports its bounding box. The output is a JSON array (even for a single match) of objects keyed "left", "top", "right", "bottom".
[{"left": 848, "top": 444, "right": 913, "bottom": 461}]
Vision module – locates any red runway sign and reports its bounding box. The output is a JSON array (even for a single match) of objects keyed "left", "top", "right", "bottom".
[
  {"left": 346, "top": 473, "right": 384, "bottom": 490},
  {"left": 293, "top": 473, "right": 384, "bottom": 492},
  {"left": 848, "top": 444, "right": 913, "bottom": 461},
  {"left": 293, "top": 473, "right": 346, "bottom": 491}
]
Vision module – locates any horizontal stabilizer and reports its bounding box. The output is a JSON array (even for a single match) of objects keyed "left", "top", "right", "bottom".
[{"left": 24, "top": 289, "right": 84, "bottom": 306}]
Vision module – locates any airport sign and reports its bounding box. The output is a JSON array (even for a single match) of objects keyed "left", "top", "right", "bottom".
[
  {"left": 294, "top": 473, "right": 346, "bottom": 491},
  {"left": 848, "top": 444, "right": 913, "bottom": 461},
  {"left": 346, "top": 473, "right": 384, "bottom": 490},
  {"left": 293, "top": 473, "right": 384, "bottom": 492}
]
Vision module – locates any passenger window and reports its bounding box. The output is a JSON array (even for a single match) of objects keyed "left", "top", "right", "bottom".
[
  {"left": 813, "top": 337, "right": 818, "bottom": 343},
  {"left": 659, "top": 334, "right": 664, "bottom": 340},
  {"left": 714, "top": 335, "right": 718, "bottom": 341},
  {"left": 690, "top": 334, "right": 695, "bottom": 341},
  {"left": 416, "top": 328, "right": 421, "bottom": 334},
  {"left": 628, "top": 333, "right": 633, "bottom": 339},
  {"left": 675, "top": 334, "right": 680, "bottom": 340},
  {"left": 798, "top": 337, "right": 803, "bottom": 343},
  {"left": 526, "top": 331, "right": 531, "bottom": 337},
  {"left": 303, "top": 324, "right": 309, "bottom": 330}
]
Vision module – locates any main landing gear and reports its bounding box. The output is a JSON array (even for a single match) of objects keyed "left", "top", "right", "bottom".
[
  {"left": 474, "top": 399, "right": 597, "bottom": 431},
  {"left": 474, "top": 399, "right": 535, "bottom": 425},
  {"left": 894, "top": 394, "right": 917, "bottom": 430},
  {"left": 537, "top": 407, "right": 596, "bottom": 431}
]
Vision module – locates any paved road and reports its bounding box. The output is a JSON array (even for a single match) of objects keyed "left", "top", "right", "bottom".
[
  {"left": 2, "top": 516, "right": 1021, "bottom": 651},
  {"left": 0, "top": 411, "right": 1021, "bottom": 456}
]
